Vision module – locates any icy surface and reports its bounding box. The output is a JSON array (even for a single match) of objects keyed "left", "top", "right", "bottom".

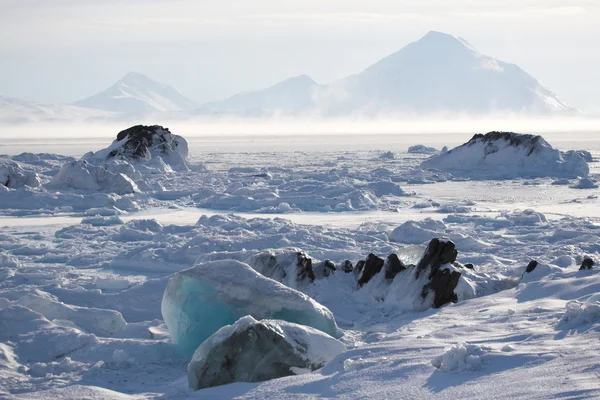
[
  {"left": 187, "top": 316, "right": 345, "bottom": 390},
  {"left": 161, "top": 260, "right": 339, "bottom": 356},
  {"left": 1, "top": 131, "right": 600, "bottom": 399}
]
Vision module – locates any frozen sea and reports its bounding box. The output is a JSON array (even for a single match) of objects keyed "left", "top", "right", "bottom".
[{"left": 1, "top": 125, "right": 600, "bottom": 399}]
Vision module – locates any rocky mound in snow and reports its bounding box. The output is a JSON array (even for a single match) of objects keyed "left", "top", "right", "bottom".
[
  {"left": 187, "top": 316, "right": 345, "bottom": 390},
  {"left": 84, "top": 125, "right": 188, "bottom": 170},
  {"left": 49, "top": 125, "right": 188, "bottom": 194},
  {"left": 421, "top": 131, "right": 589, "bottom": 179}
]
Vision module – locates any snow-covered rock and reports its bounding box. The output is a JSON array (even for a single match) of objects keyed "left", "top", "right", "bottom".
[
  {"left": 161, "top": 259, "right": 339, "bottom": 356},
  {"left": 408, "top": 145, "right": 438, "bottom": 154},
  {"left": 0, "top": 159, "right": 41, "bottom": 188},
  {"left": 246, "top": 249, "right": 317, "bottom": 288},
  {"left": 421, "top": 132, "right": 589, "bottom": 179},
  {"left": 48, "top": 159, "right": 139, "bottom": 195},
  {"left": 558, "top": 294, "right": 600, "bottom": 328},
  {"left": 187, "top": 316, "right": 345, "bottom": 390},
  {"left": 83, "top": 125, "right": 188, "bottom": 170}
]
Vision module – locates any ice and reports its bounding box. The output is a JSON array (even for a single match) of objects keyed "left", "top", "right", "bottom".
[
  {"left": 48, "top": 159, "right": 139, "bottom": 195},
  {"left": 187, "top": 315, "right": 345, "bottom": 390},
  {"left": 161, "top": 259, "right": 339, "bottom": 356},
  {"left": 0, "top": 159, "right": 41, "bottom": 188}
]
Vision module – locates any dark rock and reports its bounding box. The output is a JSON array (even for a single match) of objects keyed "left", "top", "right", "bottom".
[
  {"left": 525, "top": 260, "right": 538, "bottom": 273},
  {"left": 385, "top": 253, "right": 407, "bottom": 280},
  {"left": 296, "top": 252, "right": 315, "bottom": 282},
  {"left": 417, "top": 238, "right": 460, "bottom": 308},
  {"left": 314, "top": 259, "right": 336, "bottom": 279},
  {"left": 464, "top": 263, "right": 474, "bottom": 270},
  {"left": 580, "top": 258, "right": 594, "bottom": 270},
  {"left": 358, "top": 254, "right": 385, "bottom": 286},
  {"left": 467, "top": 132, "right": 543, "bottom": 156},
  {"left": 187, "top": 319, "right": 343, "bottom": 390},
  {"left": 340, "top": 260, "right": 353, "bottom": 273}
]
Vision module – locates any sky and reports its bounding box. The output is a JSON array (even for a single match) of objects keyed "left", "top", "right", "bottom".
[{"left": 1, "top": 0, "right": 599, "bottom": 113}]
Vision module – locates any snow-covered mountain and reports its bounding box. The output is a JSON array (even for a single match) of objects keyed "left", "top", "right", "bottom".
[
  {"left": 202, "top": 31, "right": 577, "bottom": 116},
  {"left": 201, "top": 75, "right": 322, "bottom": 116},
  {"left": 0, "top": 95, "right": 116, "bottom": 124},
  {"left": 74, "top": 72, "right": 198, "bottom": 115}
]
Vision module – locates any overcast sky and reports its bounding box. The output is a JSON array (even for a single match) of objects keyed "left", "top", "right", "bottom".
[{"left": 1, "top": 0, "right": 599, "bottom": 112}]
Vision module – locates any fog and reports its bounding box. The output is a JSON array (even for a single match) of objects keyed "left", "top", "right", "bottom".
[{"left": 2, "top": 116, "right": 599, "bottom": 157}]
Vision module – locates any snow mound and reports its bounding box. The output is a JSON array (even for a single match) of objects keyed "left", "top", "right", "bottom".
[
  {"left": 48, "top": 159, "right": 139, "bottom": 195},
  {"left": 408, "top": 144, "right": 438, "bottom": 154},
  {"left": 421, "top": 131, "right": 589, "bottom": 179},
  {"left": 431, "top": 342, "right": 491, "bottom": 372},
  {"left": 571, "top": 177, "right": 599, "bottom": 189},
  {"left": 161, "top": 259, "right": 339, "bottom": 356},
  {"left": 187, "top": 315, "right": 345, "bottom": 390},
  {"left": 84, "top": 125, "right": 188, "bottom": 170},
  {"left": 0, "top": 159, "right": 41, "bottom": 188},
  {"left": 558, "top": 294, "right": 600, "bottom": 328}
]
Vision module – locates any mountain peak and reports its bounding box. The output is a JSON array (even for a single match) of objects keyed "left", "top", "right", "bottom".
[
  {"left": 118, "top": 72, "right": 158, "bottom": 87},
  {"left": 413, "top": 31, "right": 477, "bottom": 53}
]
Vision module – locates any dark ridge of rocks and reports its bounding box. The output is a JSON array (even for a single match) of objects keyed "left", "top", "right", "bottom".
[
  {"left": 357, "top": 254, "right": 385, "bottom": 287},
  {"left": 580, "top": 257, "right": 594, "bottom": 270},
  {"left": 417, "top": 238, "right": 460, "bottom": 308},
  {"left": 385, "top": 254, "right": 407, "bottom": 280},
  {"left": 526, "top": 260, "right": 539, "bottom": 273},
  {"left": 296, "top": 252, "right": 315, "bottom": 282},
  {"left": 466, "top": 132, "right": 543, "bottom": 157},
  {"left": 340, "top": 260, "right": 354, "bottom": 273}
]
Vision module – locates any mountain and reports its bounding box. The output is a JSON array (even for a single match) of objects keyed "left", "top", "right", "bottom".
[
  {"left": 0, "top": 95, "right": 116, "bottom": 124},
  {"left": 74, "top": 72, "right": 198, "bottom": 115},
  {"left": 201, "top": 75, "right": 321, "bottom": 116},
  {"left": 202, "top": 31, "right": 576, "bottom": 116}
]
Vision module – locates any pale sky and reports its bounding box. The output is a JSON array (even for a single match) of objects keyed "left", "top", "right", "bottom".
[{"left": 1, "top": 0, "right": 599, "bottom": 112}]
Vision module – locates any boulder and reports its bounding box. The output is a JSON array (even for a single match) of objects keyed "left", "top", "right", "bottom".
[
  {"left": 385, "top": 253, "right": 407, "bottom": 280},
  {"left": 580, "top": 258, "right": 594, "bottom": 270},
  {"left": 357, "top": 254, "right": 385, "bottom": 286},
  {"left": 416, "top": 238, "right": 460, "bottom": 308},
  {"left": 247, "top": 249, "right": 316, "bottom": 287},
  {"left": 340, "top": 260, "right": 354, "bottom": 273},
  {"left": 525, "top": 260, "right": 538, "bottom": 273},
  {"left": 187, "top": 316, "right": 345, "bottom": 390}
]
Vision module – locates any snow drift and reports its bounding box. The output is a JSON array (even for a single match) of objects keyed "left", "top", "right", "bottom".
[
  {"left": 421, "top": 131, "right": 589, "bottom": 179},
  {"left": 187, "top": 316, "right": 345, "bottom": 390}
]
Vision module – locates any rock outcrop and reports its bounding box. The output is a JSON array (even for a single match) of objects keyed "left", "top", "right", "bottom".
[{"left": 187, "top": 316, "right": 345, "bottom": 390}]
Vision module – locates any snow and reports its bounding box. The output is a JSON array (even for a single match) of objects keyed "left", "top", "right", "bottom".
[
  {"left": 422, "top": 131, "right": 590, "bottom": 179},
  {"left": 161, "top": 259, "right": 339, "bottom": 356},
  {"left": 187, "top": 316, "right": 345, "bottom": 390},
  {"left": 1, "top": 130, "right": 600, "bottom": 399},
  {"left": 0, "top": 159, "right": 41, "bottom": 188}
]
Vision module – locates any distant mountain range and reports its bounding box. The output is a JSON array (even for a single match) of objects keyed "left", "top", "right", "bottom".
[{"left": 0, "top": 31, "right": 578, "bottom": 123}]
